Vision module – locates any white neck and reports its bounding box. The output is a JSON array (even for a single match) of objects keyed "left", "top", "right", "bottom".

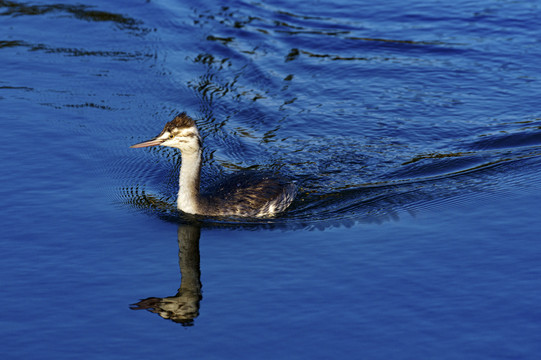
[{"left": 177, "top": 149, "right": 202, "bottom": 214}]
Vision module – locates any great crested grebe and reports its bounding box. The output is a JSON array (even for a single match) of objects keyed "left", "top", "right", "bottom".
[{"left": 131, "top": 113, "right": 297, "bottom": 217}]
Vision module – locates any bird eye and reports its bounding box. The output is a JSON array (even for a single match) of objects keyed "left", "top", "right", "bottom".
[{"left": 168, "top": 134, "right": 174, "bottom": 139}]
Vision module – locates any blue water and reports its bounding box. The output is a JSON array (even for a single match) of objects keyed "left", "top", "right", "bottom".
[{"left": 2, "top": 0, "right": 541, "bottom": 358}]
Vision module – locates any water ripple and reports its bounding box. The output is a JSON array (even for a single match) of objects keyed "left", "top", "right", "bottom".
[{"left": 5, "top": 0, "right": 536, "bottom": 231}]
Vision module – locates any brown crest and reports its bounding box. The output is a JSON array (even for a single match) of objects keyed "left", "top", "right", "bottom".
[{"left": 164, "top": 112, "right": 196, "bottom": 132}]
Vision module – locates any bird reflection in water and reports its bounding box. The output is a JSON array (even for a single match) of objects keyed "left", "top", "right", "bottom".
[{"left": 130, "top": 224, "right": 202, "bottom": 326}]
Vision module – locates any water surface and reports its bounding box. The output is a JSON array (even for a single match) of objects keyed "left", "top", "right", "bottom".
[{"left": 1, "top": 0, "right": 541, "bottom": 359}]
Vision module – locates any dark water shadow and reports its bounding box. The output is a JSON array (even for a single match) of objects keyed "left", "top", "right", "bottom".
[
  {"left": 0, "top": 1, "right": 145, "bottom": 31},
  {"left": 130, "top": 224, "right": 202, "bottom": 326}
]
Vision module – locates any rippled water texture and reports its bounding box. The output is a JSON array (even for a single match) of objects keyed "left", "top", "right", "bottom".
[{"left": 1, "top": 0, "right": 541, "bottom": 358}]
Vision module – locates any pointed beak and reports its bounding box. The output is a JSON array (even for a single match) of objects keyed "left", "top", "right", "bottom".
[{"left": 130, "top": 138, "right": 165, "bottom": 148}]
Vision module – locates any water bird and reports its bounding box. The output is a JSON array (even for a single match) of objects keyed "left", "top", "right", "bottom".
[{"left": 131, "top": 113, "right": 297, "bottom": 217}]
